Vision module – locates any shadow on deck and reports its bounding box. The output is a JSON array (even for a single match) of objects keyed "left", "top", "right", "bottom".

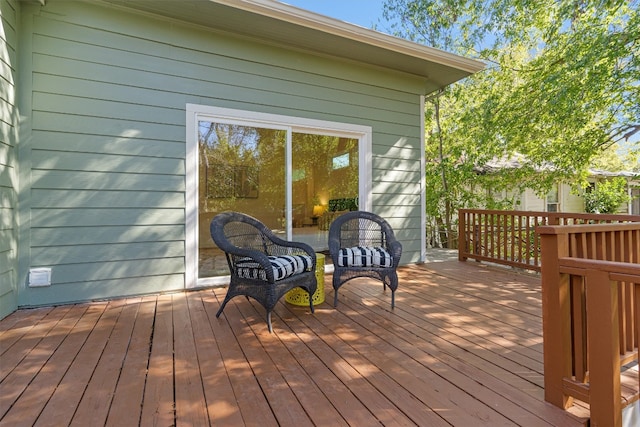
[{"left": 0, "top": 259, "right": 596, "bottom": 426}]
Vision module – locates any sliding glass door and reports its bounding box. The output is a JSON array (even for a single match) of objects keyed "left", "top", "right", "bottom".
[{"left": 187, "top": 105, "right": 370, "bottom": 285}]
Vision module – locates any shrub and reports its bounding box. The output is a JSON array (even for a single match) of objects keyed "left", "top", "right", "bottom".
[{"left": 583, "top": 177, "right": 630, "bottom": 214}]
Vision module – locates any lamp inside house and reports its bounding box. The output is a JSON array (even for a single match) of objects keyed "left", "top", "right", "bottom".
[{"left": 312, "top": 205, "right": 324, "bottom": 218}]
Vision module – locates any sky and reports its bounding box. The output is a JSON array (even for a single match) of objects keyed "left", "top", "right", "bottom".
[{"left": 280, "top": 0, "right": 387, "bottom": 30}]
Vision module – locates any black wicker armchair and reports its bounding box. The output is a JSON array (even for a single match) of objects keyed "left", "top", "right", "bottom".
[
  {"left": 328, "top": 211, "right": 402, "bottom": 308},
  {"left": 210, "top": 212, "right": 317, "bottom": 332}
]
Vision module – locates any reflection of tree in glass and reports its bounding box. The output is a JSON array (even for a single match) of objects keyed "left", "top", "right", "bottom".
[
  {"left": 292, "top": 134, "right": 358, "bottom": 201},
  {"left": 331, "top": 138, "right": 359, "bottom": 199},
  {"left": 198, "top": 123, "right": 358, "bottom": 221},
  {"left": 254, "top": 128, "right": 286, "bottom": 214},
  {"left": 198, "top": 122, "right": 285, "bottom": 215}
]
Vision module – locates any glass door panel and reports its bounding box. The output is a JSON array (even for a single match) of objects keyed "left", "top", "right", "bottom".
[
  {"left": 291, "top": 133, "right": 359, "bottom": 252},
  {"left": 198, "top": 121, "right": 286, "bottom": 278}
]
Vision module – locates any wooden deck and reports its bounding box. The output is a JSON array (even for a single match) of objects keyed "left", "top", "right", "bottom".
[{"left": 0, "top": 260, "right": 608, "bottom": 426}]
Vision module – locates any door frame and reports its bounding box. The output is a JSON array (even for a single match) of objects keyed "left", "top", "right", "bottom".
[{"left": 185, "top": 104, "right": 372, "bottom": 289}]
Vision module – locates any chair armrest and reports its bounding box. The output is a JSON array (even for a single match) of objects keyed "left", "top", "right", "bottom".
[
  {"left": 328, "top": 232, "right": 342, "bottom": 264},
  {"left": 266, "top": 234, "right": 317, "bottom": 260},
  {"left": 210, "top": 211, "right": 317, "bottom": 282}
]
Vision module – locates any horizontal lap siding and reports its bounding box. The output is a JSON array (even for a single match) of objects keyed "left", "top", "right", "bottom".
[
  {"left": 0, "top": 0, "right": 18, "bottom": 318},
  {"left": 21, "top": 1, "right": 425, "bottom": 306}
]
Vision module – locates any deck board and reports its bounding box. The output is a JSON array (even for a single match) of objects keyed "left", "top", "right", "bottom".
[
  {"left": 331, "top": 287, "right": 546, "bottom": 426},
  {"left": 174, "top": 292, "right": 210, "bottom": 427},
  {"left": 2, "top": 304, "right": 103, "bottom": 427},
  {"left": 106, "top": 297, "right": 157, "bottom": 427},
  {"left": 186, "top": 292, "right": 245, "bottom": 427},
  {"left": 139, "top": 294, "right": 175, "bottom": 427},
  {"left": 1, "top": 260, "right": 621, "bottom": 426}
]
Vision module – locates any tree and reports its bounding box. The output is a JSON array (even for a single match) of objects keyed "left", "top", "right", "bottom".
[
  {"left": 383, "top": 0, "right": 639, "bottom": 156},
  {"left": 590, "top": 142, "right": 640, "bottom": 172},
  {"left": 382, "top": 0, "right": 639, "bottom": 246}
]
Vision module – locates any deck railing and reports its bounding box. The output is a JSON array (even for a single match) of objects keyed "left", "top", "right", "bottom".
[
  {"left": 458, "top": 209, "right": 639, "bottom": 271},
  {"left": 538, "top": 223, "right": 640, "bottom": 427}
]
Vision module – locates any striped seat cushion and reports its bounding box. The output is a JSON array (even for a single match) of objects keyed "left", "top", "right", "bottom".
[
  {"left": 236, "top": 255, "right": 313, "bottom": 281},
  {"left": 337, "top": 246, "right": 393, "bottom": 268}
]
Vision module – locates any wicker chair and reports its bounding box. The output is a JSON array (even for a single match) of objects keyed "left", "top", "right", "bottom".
[
  {"left": 328, "top": 211, "right": 402, "bottom": 308},
  {"left": 210, "top": 212, "right": 317, "bottom": 332}
]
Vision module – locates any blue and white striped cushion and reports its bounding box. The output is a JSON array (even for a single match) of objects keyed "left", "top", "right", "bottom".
[
  {"left": 337, "top": 246, "right": 393, "bottom": 268},
  {"left": 236, "top": 255, "right": 312, "bottom": 281}
]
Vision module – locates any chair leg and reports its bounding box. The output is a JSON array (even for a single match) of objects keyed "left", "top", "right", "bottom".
[
  {"left": 267, "top": 311, "right": 273, "bottom": 333},
  {"left": 391, "top": 290, "right": 395, "bottom": 309},
  {"left": 216, "top": 297, "right": 230, "bottom": 318},
  {"left": 309, "top": 295, "right": 315, "bottom": 313},
  {"left": 333, "top": 292, "right": 339, "bottom": 308}
]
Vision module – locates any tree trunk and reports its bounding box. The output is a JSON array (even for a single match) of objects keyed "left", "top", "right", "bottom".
[{"left": 433, "top": 96, "right": 453, "bottom": 248}]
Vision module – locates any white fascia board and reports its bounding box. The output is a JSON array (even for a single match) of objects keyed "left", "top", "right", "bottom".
[{"left": 212, "top": 0, "right": 485, "bottom": 75}]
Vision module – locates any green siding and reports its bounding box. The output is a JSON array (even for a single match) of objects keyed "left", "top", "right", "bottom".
[
  {"left": 0, "top": 0, "right": 18, "bottom": 318},
  {"left": 18, "top": 1, "right": 427, "bottom": 306}
]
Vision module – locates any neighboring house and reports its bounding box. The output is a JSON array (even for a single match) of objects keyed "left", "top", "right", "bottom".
[
  {"left": 492, "top": 179, "right": 638, "bottom": 214},
  {"left": 501, "top": 171, "right": 639, "bottom": 214},
  {"left": 475, "top": 158, "right": 640, "bottom": 214},
  {"left": 0, "top": 0, "right": 483, "bottom": 318}
]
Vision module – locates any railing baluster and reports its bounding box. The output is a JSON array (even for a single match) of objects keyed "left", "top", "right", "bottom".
[
  {"left": 503, "top": 214, "right": 508, "bottom": 262},
  {"left": 457, "top": 209, "right": 639, "bottom": 271},
  {"left": 493, "top": 213, "right": 498, "bottom": 261},
  {"left": 635, "top": 283, "right": 640, "bottom": 387},
  {"left": 483, "top": 212, "right": 488, "bottom": 258},
  {"left": 571, "top": 274, "right": 587, "bottom": 383},
  {"left": 585, "top": 268, "right": 622, "bottom": 427}
]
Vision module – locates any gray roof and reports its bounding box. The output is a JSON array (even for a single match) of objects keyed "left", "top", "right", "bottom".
[{"left": 474, "top": 156, "right": 639, "bottom": 180}]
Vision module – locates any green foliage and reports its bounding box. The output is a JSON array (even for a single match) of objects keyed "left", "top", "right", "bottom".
[
  {"left": 382, "top": 0, "right": 639, "bottom": 240},
  {"left": 583, "top": 177, "right": 631, "bottom": 214},
  {"left": 384, "top": 0, "right": 639, "bottom": 166},
  {"left": 591, "top": 144, "right": 627, "bottom": 172}
]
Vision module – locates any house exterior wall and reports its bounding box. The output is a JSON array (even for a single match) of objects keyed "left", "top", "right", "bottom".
[
  {"left": 518, "top": 184, "right": 589, "bottom": 213},
  {"left": 505, "top": 180, "right": 637, "bottom": 214},
  {"left": 0, "top": 0, "right": 18, "bottom": 318},
  {"left": 15, "top": 1, "right": 428, "bottom": 307},
  {"left": 520, "top": 188, "right": 546, "bottom": 211},
  {"left": 631, "top": 187, "right": 640, "bottom": 215},
  {"left": 507, "top": 184, "right": 582, "bottom": 213},
  {"left": 561, "top": 183, "right": 584, "bottom": 213}
]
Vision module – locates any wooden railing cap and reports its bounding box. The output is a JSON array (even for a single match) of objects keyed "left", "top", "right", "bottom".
[
  {"left": 558, "top": 257, "right": 640, "bottom": 276},
  {"left": 537, "top": 222, "right": 640, "bottom": 235}
]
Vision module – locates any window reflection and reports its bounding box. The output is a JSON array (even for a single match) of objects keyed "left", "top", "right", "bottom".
[{"left": 197, "top": 123, "right": 358, "bottom": 278}]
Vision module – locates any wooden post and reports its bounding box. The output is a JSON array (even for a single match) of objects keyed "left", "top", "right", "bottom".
[
  {"left": 636, "top": 283, "right": 640, "bottom": 393},
  {"left": 539, "top": 228, "right": 574, "bottom": 409},
  {"left": 586, "top": 268, "right": 621, "bottom": 427},
  {"left": 458, "top": 210, "right": 467, "bottom": 261}
]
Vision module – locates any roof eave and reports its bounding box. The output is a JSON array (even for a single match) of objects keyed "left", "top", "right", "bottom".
[
  {"left": 222, "top": 0, "right": 485, "bottom": 75},
  {"left": 98, "top": 0, "right": 484, "bottom": 91}
]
